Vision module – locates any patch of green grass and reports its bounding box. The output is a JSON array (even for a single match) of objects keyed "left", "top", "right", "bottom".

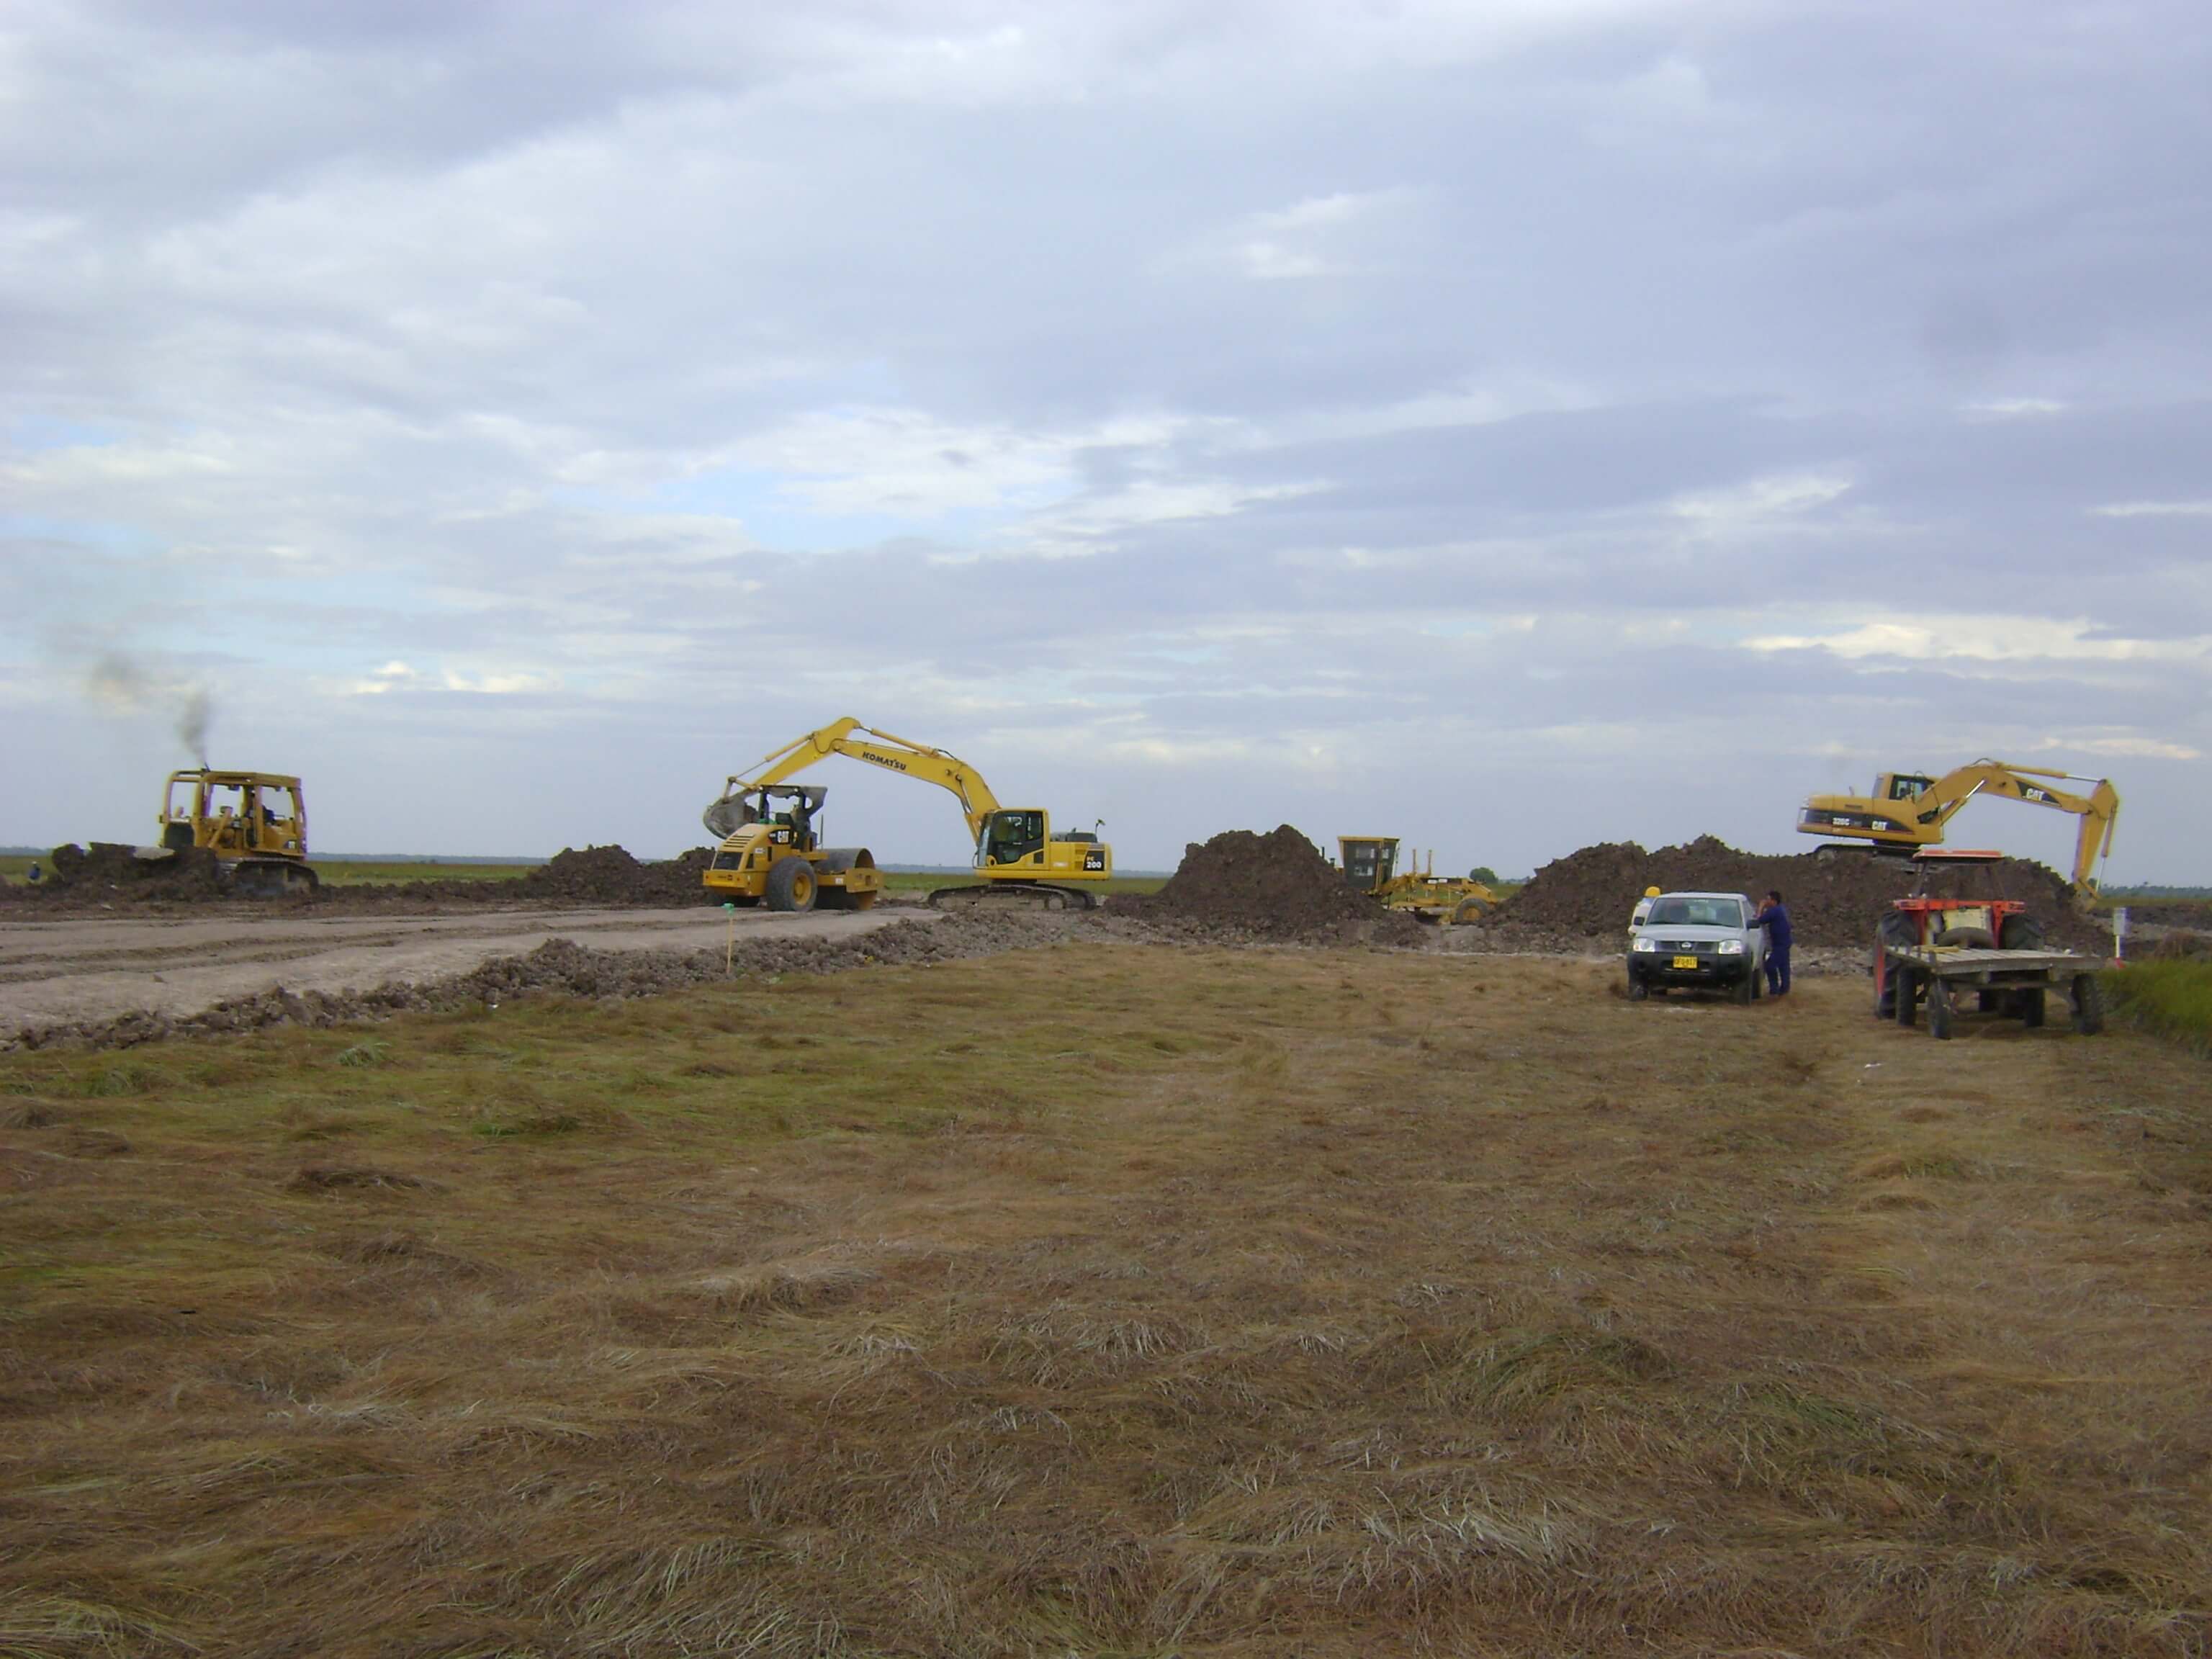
[
  {"left": 876, "top": 871, "right": 1167, "bottom": 896},
  {"left": 309, "top": 860, "right": 539, "bottom": 886},
  {"left": 2108, "top": 959, "right": 2212, "bottom": 1052}
]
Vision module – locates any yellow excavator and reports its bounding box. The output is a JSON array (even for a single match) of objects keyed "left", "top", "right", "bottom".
[
  {"left": 1797, "top": 760, "right": 2119, "bottom": 895},
  {"left": 703, "top": 719, "right": 1111, "bottom": 911}
]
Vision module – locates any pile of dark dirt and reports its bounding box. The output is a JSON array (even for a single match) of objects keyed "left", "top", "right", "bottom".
[
  {"left": 514, "top": 845, "right": 714, "bottom": 906},
  {"left": 4, "top": 842, "right": 721, "bottom": 912},
  {"left": 326, "top": 845, "right": 716, "bottom": 910},
  {"left": 20, "top": 842, "right": 231, "bottom": 901},
  {"left": 5, "top": 913, "right": 1076, "bottom": 1053},
  {"left": 1110, "top": 826, "right": 1425, "bottom": 945},
  {"left": 1473, "top": 835, "right": 2103, "bottom": 951}
]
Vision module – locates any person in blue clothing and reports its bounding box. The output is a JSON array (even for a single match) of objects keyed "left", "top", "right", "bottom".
[{"left": 1752, "top": 889, "right": 1792, "bottom": 996}]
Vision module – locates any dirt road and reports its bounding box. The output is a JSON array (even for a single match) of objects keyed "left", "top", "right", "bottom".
[{"left": 0, "top": 904, "right": 928, "bottom": 1035}]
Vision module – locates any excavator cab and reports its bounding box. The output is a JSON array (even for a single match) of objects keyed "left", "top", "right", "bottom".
[
  {"left": 1882, "top": 773, "right": 1936, "bottom": 801},
  {"left": 979, "top": 809, "right": 1048, "bottom": 869}
]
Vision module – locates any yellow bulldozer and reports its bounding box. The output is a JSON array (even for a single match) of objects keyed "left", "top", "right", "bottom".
[
  {"left": 157, "top": 768, "right": 319, "bottom": 895},
  {"left": 1336, "top": 836, "right": 1498, "bottom": 925},
  {"left": 703, "top": 719, "right": 1111, "bottom": 911}
]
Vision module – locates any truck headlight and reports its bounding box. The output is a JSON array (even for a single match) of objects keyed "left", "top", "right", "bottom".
[
  {"left": 1718, "top": 940, "right": 1744, "bottom": 955},
  {"left": 1632, "top": 937, "right": 1656, "bottom": 953}
]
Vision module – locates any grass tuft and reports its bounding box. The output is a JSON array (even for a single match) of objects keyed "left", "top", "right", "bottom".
[{"left": 2110, "top": 958, "right": 2212, "bottom": 1052}]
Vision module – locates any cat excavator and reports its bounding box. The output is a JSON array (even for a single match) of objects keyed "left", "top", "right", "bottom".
[
  {"left": 703, "top": 719, "right": 1111, "bottom": 911},
  {"left": 1797, "top": 760, "right": 2119, "bottom": 896}
]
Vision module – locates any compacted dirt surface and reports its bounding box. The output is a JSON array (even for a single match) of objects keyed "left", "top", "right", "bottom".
[{"left": 0, "top": 907, "right": 927, "bottom": 1044}]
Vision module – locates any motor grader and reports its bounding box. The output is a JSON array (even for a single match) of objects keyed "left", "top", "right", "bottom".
[
  {"left": 1336, "top": 836, "right": 1498, "bottom": 925},
  {"left": 156, "top": 768, "right": 319, "bottom": 896}
]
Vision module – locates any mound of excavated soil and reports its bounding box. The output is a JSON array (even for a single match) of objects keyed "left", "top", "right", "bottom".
[
  {"left": 27, "top": 842, "right": 231, "bottom": 900},
  {"left": 3, "top": 842, "right": 719, "bottom": 912},
  {"left": 1112, "top": 825, "right": 1425, "bottom": 945},
  {"left": 1476, "top": 835, "right": 2102, "bottom": 951},
  {"left": 514, "top": 845, "right": 714, "bottom": 906}
]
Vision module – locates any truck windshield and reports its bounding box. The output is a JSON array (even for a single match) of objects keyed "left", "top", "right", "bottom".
[{"left": 1647, "top": 898, "right": 1743, "bottom": 928}]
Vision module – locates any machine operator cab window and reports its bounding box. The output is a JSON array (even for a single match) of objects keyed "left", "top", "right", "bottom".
[
  {"left": 979, "top": 809, "right": 1047, "bottom": 868},
  {"left": 1887, "top": 773, "right": 1936, "bottom": 801},
  {"left": 1339, "top": 838, "right": 1396, "bottom": 892}
]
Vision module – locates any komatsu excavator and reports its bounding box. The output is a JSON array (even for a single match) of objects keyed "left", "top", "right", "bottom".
[
  {"left": 703, "top": 719, "right": 1111, "bottom": 911},
  {"left": 1797, "top": 760, "right": 2119, "bottom": 896}
]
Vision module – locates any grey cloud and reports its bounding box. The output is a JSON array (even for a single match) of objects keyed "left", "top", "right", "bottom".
[{"left": 4, "top": 0, "right": 2207, "bottom": 876}]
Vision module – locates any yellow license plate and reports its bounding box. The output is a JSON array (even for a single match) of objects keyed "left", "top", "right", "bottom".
[{"left": 1671, "top": 956, "right": 1700, "bottom": 970}]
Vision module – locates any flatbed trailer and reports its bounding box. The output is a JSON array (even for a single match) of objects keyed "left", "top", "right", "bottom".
[{"left": 1874, "top": 945, "right": 2106, "bottom": 1040}]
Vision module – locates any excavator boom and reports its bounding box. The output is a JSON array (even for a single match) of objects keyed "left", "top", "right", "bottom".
[
  {"left": 1799, "top": 758, "right": 2119, "bottom": 894},
  {"left": 706, "top": 720, "right": 1003, "bottom": 842}
]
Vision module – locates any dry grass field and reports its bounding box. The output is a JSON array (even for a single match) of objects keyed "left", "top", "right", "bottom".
[{"left": 2, "top": 945, "right": 2208, "bottom": 1656}]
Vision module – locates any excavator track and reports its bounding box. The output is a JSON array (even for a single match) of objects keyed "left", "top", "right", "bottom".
[{"left": 927, "top": 882, "right": 1100, "bottom": 912}]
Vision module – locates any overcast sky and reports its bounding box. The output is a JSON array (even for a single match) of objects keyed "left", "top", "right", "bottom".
[{"left": 6, "top": 1, "right": 2207, "bottom": 881}]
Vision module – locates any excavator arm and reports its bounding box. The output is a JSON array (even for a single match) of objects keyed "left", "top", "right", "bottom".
[
  {"left": 1903, "top": 763, "right": 2119, "bottom": 892},
  {"left": 705, "top": 719, "right": 1003, "bottom": 841}
]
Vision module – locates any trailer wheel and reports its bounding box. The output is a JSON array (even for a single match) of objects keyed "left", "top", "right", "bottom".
[
  {"left": 764, "top": 857, "right": 817, "bottom": 914},
  {"left": 1927, "top": 978, "right": 1954, "bottom": 1040},
  {"left": 1976, "top": 989, "right": 2001, "bottom": 1013},
  {"left": 2017, "top": 988, "right": 2046, "bottom": 1028},
  {"left": 2070, "top": 974, "right": 2105, "bottom": 1036},
  {"left": 1893, "top": 966, "right": 1917, "bottom": 1028}
]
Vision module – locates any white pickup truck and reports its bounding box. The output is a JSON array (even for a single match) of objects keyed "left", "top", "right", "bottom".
[{"left": 1627, "top": 891, "right": 1768, "bottom": 1004}]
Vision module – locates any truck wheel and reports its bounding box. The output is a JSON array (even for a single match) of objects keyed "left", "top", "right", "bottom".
[
  {"left": 764, "top": 857, "right": 817, "bottom": 914},
  {"left": 1927, "top": 979, "right": 1954, "bottom": 1040},
  {"left": 2017, "top": 989, "right": 2046, "bottom": 1028},
  {"left": 1627, "top": 975, "right": 1648, "bottom": 1002},
  {"left": 2070, "top": 974, "right": 2105, "bottom": 1036},
  {"left": 1999, "top": 914, "right": 2048, "bottom": 951},
  {"left": 1732, "top": 971, "right": 1755, "bottom": 1006}
]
